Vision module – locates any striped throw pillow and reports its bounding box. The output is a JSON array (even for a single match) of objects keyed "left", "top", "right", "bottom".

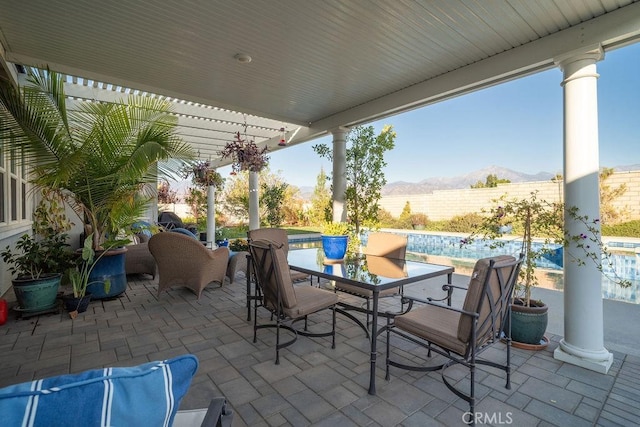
[{"left": 0, "top": 354, "right": 198, "bottom": 427}]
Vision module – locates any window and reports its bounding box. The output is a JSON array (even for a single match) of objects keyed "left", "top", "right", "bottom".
[{"left": 0, "top": 144, "right": 30, "bottom": 225}]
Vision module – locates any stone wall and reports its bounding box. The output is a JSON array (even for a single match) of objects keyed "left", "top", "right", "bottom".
[{"left": 379, "top": 170, "right": 640, "bottom": 221}]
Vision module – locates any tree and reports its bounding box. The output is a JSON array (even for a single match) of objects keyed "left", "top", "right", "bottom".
[
  {"left": 0, "top": 68, "right": 194, "bottom": 250},
  {"left": 221, "top": 168, "right": 297, "bottom": 225},
  {"left": 222, "top": 172, "right": 251, "bottom": 223},
  {"left": 281, "top": 186, "right": 306, "bottom": 225},
  {"left": 308, "top": 168, "right": 332, "bottom": 225},
  {"left": 470, "top": 174, "right": 511, "bottom": 188},
  {"left": 261, "top": 181, "right": 288, "bottom": 227},
  {"left": 599, "top": 167, "right": 628, "bottom": 224},
  {"left": 184, "top": 186, "right": 207, "bottom": 230},
  {"left": 398, "top": 201, "right": 412, "bottom": 229},
  {"left": 313, "top": 125, "right": 396, "bottom": 234},
  {"left": 550, "top": 168, "right": 628, "bottom": 225}
]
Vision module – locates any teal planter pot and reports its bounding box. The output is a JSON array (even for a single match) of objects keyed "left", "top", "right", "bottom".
[
  {"left": 86, "top": 247, "right": 128, "bottom": 300},
  {"left": 321, "top": 235, "right": 349, "bottom": 261},
  {"left": 12, "top": 274, "right": 61, "bottom": 312},
  {"left": 510, "top": 300, "right": 548, "bottom": 345}
]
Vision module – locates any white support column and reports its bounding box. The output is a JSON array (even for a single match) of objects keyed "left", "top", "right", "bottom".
[
  {"left": 553, "top": 45, "right": 613, "bottom": 373},
  {"left": 249, "top": 171, "right": 260, "bottom": 230},
  {"left": 146, "top": 163, "right": 158, "bottom": 223},
  {"left": 331, "top": 127, "right": 348, "bottom": 223},
  {"left": 206, "top": 184, "right": 215, "bottom": 244}
]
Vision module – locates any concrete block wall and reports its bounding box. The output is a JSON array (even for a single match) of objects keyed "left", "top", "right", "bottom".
[{"left": 379, "top": 170, "right": 639, "bottom": 221}]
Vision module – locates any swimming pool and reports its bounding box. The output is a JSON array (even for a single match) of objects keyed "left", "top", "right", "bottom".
[{"left": 289, "top": 231, "right": 640, "bottom": 304}]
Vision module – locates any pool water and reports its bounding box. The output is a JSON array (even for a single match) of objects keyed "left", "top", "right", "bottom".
[{"left": 289, "top": 232, "right": 640, "bottom": 304}]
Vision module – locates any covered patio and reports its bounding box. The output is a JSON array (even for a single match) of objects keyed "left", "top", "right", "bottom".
[
  {"left": 1, "top": 1, "right": 640, "bottom": 424},
  {"left": 1, "top": 272, "right": 639, "bottom": 426}
]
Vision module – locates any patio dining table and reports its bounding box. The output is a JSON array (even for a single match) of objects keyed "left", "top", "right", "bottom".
[{"left": 286, "top": 248, "right": 454, "bottom": 395}]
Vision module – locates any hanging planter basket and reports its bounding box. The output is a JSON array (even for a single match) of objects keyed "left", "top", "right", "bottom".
[
  {"left": 220, "top": 129, "right": 269, "bottom": 173},
  {"left": 185, "top": 160, "right": 224, "bottom": 188}
]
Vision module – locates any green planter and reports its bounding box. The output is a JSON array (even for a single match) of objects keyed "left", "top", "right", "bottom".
[
  {"left": 12, "top": 274, "right": 61, "bottom": 312},
  {"left": 510, "top": 300, "right": 548, "bottom": 345}
]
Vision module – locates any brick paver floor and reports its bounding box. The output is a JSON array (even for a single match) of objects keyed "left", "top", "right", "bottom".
[{"left": 1, "top": 271, "right": 638, "bottom": 426}]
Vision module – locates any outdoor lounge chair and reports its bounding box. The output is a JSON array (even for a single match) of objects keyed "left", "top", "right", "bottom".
[
  {"left": 334, "top": 232, "right": 408, "bottom": 324},
  {"left": 149, "top": 232, "right": 230, "bottom": 299},
  {"left": 384, "top": 254, "right": 523, "bottom": 424},
  {"left": 249, "top": 239, "right": 339, "bottom": 364}
]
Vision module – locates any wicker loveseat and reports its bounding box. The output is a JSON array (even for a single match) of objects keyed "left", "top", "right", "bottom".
[{"left": 124, "top": 233, "right": 157, "bottom": 278}]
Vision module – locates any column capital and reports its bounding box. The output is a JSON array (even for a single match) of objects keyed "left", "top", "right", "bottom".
[
  {"left": 554, "top": 44, "right": 604, "bottom": 69},
  {"left": 330, "top": 126, "right": 350, "bottom": 138}
]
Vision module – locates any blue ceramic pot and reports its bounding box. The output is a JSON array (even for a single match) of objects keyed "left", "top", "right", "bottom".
[
  {"left": 86, "top": 247, "right": 127, "bottom": 300},
  {"left": 321, "top": 235, "right": 348, "bottom": 261}
]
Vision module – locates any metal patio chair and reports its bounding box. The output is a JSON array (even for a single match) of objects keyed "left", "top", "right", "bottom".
[
  {"left": 247, "top": 228, "right": 309, "bottom": 282},
  {"left": 334, "top": 232, "right": 408, "bottom": 325},
  {"left": 249, "top": 239, "right": 339, "bottom": 364},
  {"left": 384, "top": 254, "right": 523, "bottom": 424}
]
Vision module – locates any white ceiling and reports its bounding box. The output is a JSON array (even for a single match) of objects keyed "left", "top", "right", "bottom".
[{"left": 1, "top": 0, "right": 639, "bottom": 167}]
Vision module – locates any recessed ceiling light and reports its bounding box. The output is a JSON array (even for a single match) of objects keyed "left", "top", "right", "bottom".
[{"left": 234, "top": 53, "right": 252, "bottom": 64}]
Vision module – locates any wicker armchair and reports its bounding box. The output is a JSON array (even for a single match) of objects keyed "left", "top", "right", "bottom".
[{"left": 149, "top": 232, "right": 230, "bottom": 299}]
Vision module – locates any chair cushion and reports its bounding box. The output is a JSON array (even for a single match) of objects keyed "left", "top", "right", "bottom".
[
  {"left": 457, "top": 255, "right": 515, "bottom": 343},
  {"left": 363, "top": 232, "right": 407, "bottom": 258},
  {"left": 395, "top": 305, "right": 466, "bottom": 355},
  {"left": 0, "top": 354, "right": 198, "bottom": 427},
  {"left": 335, "top": 282, "right": 399, "bottom": 298},
  {"left": 270, "top": 243, "right": 298, "bottom": 308},
  {"left": 171, "top": 228, "right": 198, "bottom": 239},
  {"left": 131, "top": 220, "right": 154, "bottom": 239},
  {"left": 285, "top": 286, "right": 339, "bottom": 318},
  {"left": 289, "top": 269, "right": 310, "bottom": 282}
]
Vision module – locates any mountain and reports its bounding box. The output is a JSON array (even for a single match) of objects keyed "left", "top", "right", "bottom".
[
  {"left": 382, "top": 165, "right": 555, "bottom": 196},
  {"left": 296, "top": 164, "right": 640, "bottom": 199}
]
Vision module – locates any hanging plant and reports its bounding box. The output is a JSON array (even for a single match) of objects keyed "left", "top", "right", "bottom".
[
  {"left": 220, "top": 124, "right": 269, "bottom": 173},
  {"left": 182, "top": 160, "right": 224, "bottom": 189}
]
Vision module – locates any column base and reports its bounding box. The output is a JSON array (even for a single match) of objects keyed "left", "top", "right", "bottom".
[{"left": 553, "top": 339, "right": 613, "bottom": 374}]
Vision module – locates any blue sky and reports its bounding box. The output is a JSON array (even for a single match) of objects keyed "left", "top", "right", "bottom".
[{"left": 235, "top": 42, "right": 640, "bottom": 189}]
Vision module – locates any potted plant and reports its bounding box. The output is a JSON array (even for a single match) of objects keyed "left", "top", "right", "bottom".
[
  {"left": 0, "top": 67, "right": 195, "bottom": 299},
  {"left": 410, "top": 213, "right": 429, "bottom": 230},
  {"left": 220, "top": 125, "right": 269, "bottom": 174},
  {"left": 1, "top": 233, "right": 70, "bottom": 313},
  {"left": 462, "top": 191, "right": 629, "bottom": 348},
  {"left": 215, "top": 227, "right": 229, "bottom": 247},
  {"left": 1, "top": 190, "right": 76, "bottom": 313},
  {"left": 321, "top": 222, "right": 351, "bottom": 261},
  {"left": 64, "top": 234, "right": 112, "bottom": 318},
  {"left": 183, "top": 160, "right": 225, "bottom": 189}
]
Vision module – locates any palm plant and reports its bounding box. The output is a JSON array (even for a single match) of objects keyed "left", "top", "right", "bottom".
[{"left": 0, "top": 67, "right": 195, "bottom": 250}]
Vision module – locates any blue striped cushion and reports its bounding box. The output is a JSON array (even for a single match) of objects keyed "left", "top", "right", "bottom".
[{"left": 0, "top": 354, "right": 198, "bottom": 427}]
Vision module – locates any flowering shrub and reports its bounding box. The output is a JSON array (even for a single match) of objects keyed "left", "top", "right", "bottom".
[{"left": 461, "top": 191, "right": 630, "bottom": 306}]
